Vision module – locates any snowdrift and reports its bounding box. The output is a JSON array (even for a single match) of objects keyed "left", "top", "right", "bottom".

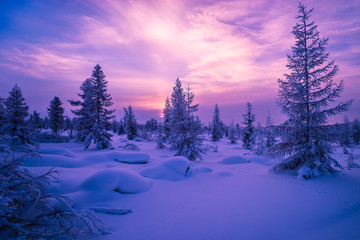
[
  {"left": 83, "top": 151, "right": 150, "bottom": 164},
  {"left": 39, "top": 146, "right": 75, "bottom": 157},
  {"left": 218, "top": 156, "right": 250, "bottom": 164},
  {"left": 79, "top": 169, "right": 152, "bottom": 194},
  {"left": 140, "top": 156, "right": 192, "bottom": 181}
]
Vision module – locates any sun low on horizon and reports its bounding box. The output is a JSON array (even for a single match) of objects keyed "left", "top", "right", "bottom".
[{"left": 0, "top": 0, "right": 359, "bottom": 124}]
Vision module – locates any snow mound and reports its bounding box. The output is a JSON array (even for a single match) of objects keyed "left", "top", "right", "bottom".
[
  {"left": 79, "top": 169, "right": 152, "bottom": 194},
  {"left": 219, "top": 156, "right": 250, "bottom": 164},
  {"left": 112, "top": 152, "right": 150, "bottom": 164},
  {"left": 82, "top": 151, "right": 150, "bottom": 164},
  {"left": 248, "top": 156, "right": 273, "bottom": 166},
  {"left": 23, "top": 154, "right": 81, "bottom": 168},
  {"left": 140, "top": 156, "right": 192, "bottom": 181},
  {"left": 39, "top": 146, "right": 74, "bottom": 157},
  {"left": 297, "top": 167, "right": 320, "bottom": 180},
  {"left": 133, "top": 137, "right": 146, "bottom": 142}
]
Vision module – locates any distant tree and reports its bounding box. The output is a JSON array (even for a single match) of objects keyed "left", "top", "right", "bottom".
[
  {"left": 211, "top": 104, "right": 223, "bottom": 142},
  {"left": 2, "top": 84, "right": 32, "bottom": 146},
  {"left": 265, "top": 111, "right": 276, "bottom": 148},
  {"left": 229, "top": 121, "right": 237, "bottom": 144},
  {"left": 111, "top": 119, "right": 118, "bottom": 133},
  {"left": 162, "top": 97, "right": 172, "bottom": 138},
  {"left": 124, "top": 106, "right": 138, "bottom": 140},
  {"left": 271, "top": 3, "right": 352, "bottom": 179},
  {"left": 242, "top": 102, "right": 255, "bottom": 150},
  {"left": 253, "top": 123, "right": 266, "bottom": 155},
  {"left": 155, "top": 123, "right": 167, "bottom": 149},
  {"left": 47, "top": 96, "right": 65, "bottom": 135},
  {"left": 117, "top": 119, "right": 126, "bottom": 135},
  {"left": 28, "top": 110, "right": 42, "bottom": 130},
  {"left": 64, "top": 116, "right": 74, "bottom": 138},
  {"left": 0, "top": 96, "right": 5, "bottom": 130},
  {"left": 352, "top": 118, "right": 360, "bottom": 145},
  {"left": 340, "top": 115, "right": 352, "bottom": 150}
]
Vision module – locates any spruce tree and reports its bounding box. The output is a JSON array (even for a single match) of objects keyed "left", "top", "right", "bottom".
[
  {"left": 2, "top": 84, "right": 32, "bottom": 146},
  {"left": 168, "top": 78, "right": 203, "bottom": 160},
  {"left": 69, "top": 78, "right": 95, "bottom": 142},
  {"left": 242, "top": 102, "right": 255, "bottom": 150},
  {"left": 265, "top": 111, "right": 276, "bottom": 148},
  {"left": 163, "top": 97, "right": 172, "bottom": 138},
  {"left": 0, "top": 96, "right": 5, "bottom": 130},
  {"left": 29, "top": 111, "right": 42, "bottom": 130},
  {"left": 124, "top": 106, "right": 138, "bottom": 140},
  {"left": 85, "top": 64, "right": 115, "bottom": 149},
  {"left": 211, "top": 104, "right": 223, "bottom": 142},
  {"left": 229, "top": 120, "right": 237, "bottom": 144},
  {"left": 272, "top": 3, "right": 352, "bottom": 178},
  {"left": 353, "top": 118, "right": 360, "bottom": 145},
  {"left": 47, "top": 96, "right": 65, "bottom": 135}
]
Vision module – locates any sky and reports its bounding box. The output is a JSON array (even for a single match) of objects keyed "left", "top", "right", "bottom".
[{"left": 0, "top": 0, "right": 359, "bottom": 124}]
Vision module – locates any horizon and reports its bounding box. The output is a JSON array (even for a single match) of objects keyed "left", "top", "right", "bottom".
[{"left": 1, "top": 0, "right": 359, "bottom": 124}]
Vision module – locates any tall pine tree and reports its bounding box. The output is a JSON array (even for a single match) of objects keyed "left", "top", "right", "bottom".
[
  {"left": 86, "top": 64, "right": 114, "bottom": 149},
  {"left": 69, "top": 65, "right": 114, "bottom": 149},
  {"left": 47, "top": 96, "right": 65, "bottom": 135},
  {"left": 272, "top": 3, "right": 352, "bottom": 178}
]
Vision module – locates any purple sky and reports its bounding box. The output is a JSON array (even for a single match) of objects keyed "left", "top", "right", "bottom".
[{"left": 0, "top": 0, "right": 359, "bottom": 124}]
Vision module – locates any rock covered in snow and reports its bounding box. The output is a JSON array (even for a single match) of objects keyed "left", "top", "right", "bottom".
[
  {"left": 78, "top": 169, "right": 152, "bottom": 194},
  {"left": 139, "top": 156, "right": 192, "bottom": 181},
  {"left": 218, "top": 156, "right": 250, "bottom": 164}
]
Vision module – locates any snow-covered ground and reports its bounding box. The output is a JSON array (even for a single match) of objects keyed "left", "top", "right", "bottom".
[{"left": 23, "top": 135, "right": 360, "bottom": 240}]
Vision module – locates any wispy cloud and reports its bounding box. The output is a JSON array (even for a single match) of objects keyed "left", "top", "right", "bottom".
[{"left": 0, "top": 0, "right": 359, "bottom": 123}]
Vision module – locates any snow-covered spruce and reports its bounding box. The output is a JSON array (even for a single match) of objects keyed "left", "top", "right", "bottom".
[
  {"left": 166, "top": 79, "right": 204, "bottom": 161},
  {"left": 124, "top": 105, "right": 138, "bottom": 140},
  {"left": 211, "top": 104, "right": 223, "bottom": 142},
  {"left": 2, "top": 84, "right": 33, "bottom": 147},
  {"left": 242, "top": 102, "right": 255, "bottom": 150},
  {"left": 47, "top": 96, "right": 65, "bottom": 136},
  {"left": 270, "top": 3, "right": 352, "bottom": 178},
  {"left": 69, "top": 65, "right": 115, "bottom": 149}
]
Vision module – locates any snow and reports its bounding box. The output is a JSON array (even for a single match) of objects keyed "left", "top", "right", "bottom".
[
  {"left": 39, "top": 146, "right": 75, "bottom": 157},
  {"left": 218, "top": 155, "right": 249, "bottom": 164},
  {"left": 139, "top": 156, "right": 192, "bottom": 181},
  {"left": 22, "top": 137, "right": 360, "bottom": 240},
  {"left": 78, "top": 169, "right": 152, "bottom": 194}
]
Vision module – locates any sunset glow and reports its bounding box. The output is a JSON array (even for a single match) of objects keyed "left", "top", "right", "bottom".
[{"left": 0, "top": 0, "right": 359, "bottom": 123}]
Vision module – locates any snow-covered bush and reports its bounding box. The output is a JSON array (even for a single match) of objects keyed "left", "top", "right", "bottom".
[
  {"left": 119, "top": 143, "right": 140, "bottom": 151},
  {"left": 0, "top": 145, "right": 105, "bottom": 239}
]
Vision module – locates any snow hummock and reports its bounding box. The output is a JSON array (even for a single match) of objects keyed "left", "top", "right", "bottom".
[
  {"left": 78, "top": 169, "right": 152, "bottom": 194},
  {"left": 218, "top": 155, "right": 249, "bottom": 164},
  {"left": 140, "top": 156, "right": 192, "bottom": 181},
  {"left": 39, "top": 146, "right": 75, "bottom": 157}
]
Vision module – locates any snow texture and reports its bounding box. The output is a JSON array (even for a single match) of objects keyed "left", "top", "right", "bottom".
[
  {"left": 219, "top": 155, "right": 250, "bottom": 164},
  {"left": 78, "top": 169, "right": 152, "bottom": 194},
  {"left": 140, "top": 156, "right": 192, "bottom": 181}
]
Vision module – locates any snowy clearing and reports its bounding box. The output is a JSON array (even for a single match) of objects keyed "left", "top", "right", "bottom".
[{"left": 22, "top": 136, "right": 360, "bottom": 240}]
